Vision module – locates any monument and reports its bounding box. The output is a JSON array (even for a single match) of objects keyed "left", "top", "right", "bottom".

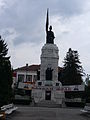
[
  {"left": 40, "top": 9, "right": 59, "bottom": 82},
  {"left": 32, "top": 9, "right": 65, "bottom": 107}
]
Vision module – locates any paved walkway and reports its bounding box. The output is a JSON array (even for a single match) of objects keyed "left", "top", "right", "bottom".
[{"left": 8, "top": 106, "right": 90, "bottom": 120}]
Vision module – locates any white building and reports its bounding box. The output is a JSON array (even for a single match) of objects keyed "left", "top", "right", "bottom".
[{"left": 13, "top": 64, "right": 40, "bottom": 89}]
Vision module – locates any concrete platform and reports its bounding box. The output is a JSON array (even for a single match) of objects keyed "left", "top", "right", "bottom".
[{"left": 9, "top": 105, "right": 89, "bottom": 120}]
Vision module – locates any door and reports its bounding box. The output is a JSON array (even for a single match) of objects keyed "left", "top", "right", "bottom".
[{"left": 45, "top": 91, "right": 51, "bottom": 100}]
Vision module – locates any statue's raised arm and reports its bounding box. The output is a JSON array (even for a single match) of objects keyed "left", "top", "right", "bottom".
[{"left": 46, "top": 9, "right": 55, "bottom": 44}]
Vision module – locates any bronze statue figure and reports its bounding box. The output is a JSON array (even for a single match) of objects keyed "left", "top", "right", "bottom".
[
  {"left": 46, "top": 9, "right": 55, "bottom": 44},
  {"left": 46, "top": 68, "right": 53, "bottom": 80}
]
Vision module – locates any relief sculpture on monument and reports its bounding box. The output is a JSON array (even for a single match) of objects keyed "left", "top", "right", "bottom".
[{"left": 46, "top": 68, "right": 53, "bottom": 80}]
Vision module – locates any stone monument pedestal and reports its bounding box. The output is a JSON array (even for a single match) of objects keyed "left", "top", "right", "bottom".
[
  {"left": 32, "top": 44, "right": 65, "bottom": 107},
  {"left": 40, "top": 43, "right": 59, "bottom": 81}
]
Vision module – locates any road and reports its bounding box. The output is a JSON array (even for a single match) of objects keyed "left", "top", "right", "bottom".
[{"left": 8, "top": 105, "right": 90, "bottom": 120}]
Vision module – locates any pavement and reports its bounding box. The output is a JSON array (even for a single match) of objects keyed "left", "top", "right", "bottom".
[{"left": 7, "top": 105, "right": 90, "bottom": 120}]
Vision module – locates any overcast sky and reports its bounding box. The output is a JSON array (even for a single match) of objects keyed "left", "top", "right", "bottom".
[{"left": 0, "top": 0, "right": 90, "bottom": 75}]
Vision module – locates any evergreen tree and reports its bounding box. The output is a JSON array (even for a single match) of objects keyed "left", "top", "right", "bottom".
[
  {"left": 0, "top": 36, "right": 13, "bottom": 106},
  {"left": 85, "top": 75, "right": 90, "bottom": 103},
  {"left": 60, "top": 48, "right": 83, "bottom": 85}
]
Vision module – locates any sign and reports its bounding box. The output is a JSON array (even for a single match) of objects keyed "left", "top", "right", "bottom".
[
  {"left": 33, "top": 85, "right": 85, "bottom": 92},
  {"left": 62, "top": 85, "right": 85, "bottom": 91},
  {"left": 18, "top": 82, "right": 33, "bottom": 89}
]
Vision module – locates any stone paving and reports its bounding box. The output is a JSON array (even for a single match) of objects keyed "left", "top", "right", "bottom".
[{"left": 7, "top": 106, "right": 90, "bottom": 120}]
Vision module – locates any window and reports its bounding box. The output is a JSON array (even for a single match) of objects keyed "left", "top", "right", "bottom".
[
  {"left": 56, "top": 83, "right": 59, "bottom": 86},
  {"left": 18, "top": 74, "right": 24, "bottom": 82},
  {"left": 33, "top": 75, "right": 37, "bottom": 81},
  {"left": 26, "top": 75, "right": 32, "bottom": 82},
  {"left": 38, "top": 82, "right": 42, "bottom": 86}
]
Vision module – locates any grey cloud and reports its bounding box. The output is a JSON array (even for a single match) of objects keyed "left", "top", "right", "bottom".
[
  {"left": 0, "top": 0, "right": 90, "bottom": 73},
  {"left": 0, "top": 0, "right": 87, "bottom": 46},
  {"left": 52, "top": 0, "right": 85, "bottom": 16}
]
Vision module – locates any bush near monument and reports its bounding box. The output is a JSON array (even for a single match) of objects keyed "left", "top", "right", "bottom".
[
  {"left": 58, "top": 48, "right": 84, "bottom": 107},
  {"left": 0, "top": 36, "right": 13, "bottom": 107},
  {"left": 59, "top": 48, "right": 83, "bottom": 85}
]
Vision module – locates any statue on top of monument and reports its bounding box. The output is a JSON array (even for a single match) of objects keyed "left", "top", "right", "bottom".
[{"left": 46, "top": 9, "right": 55, "bottom": 44}]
